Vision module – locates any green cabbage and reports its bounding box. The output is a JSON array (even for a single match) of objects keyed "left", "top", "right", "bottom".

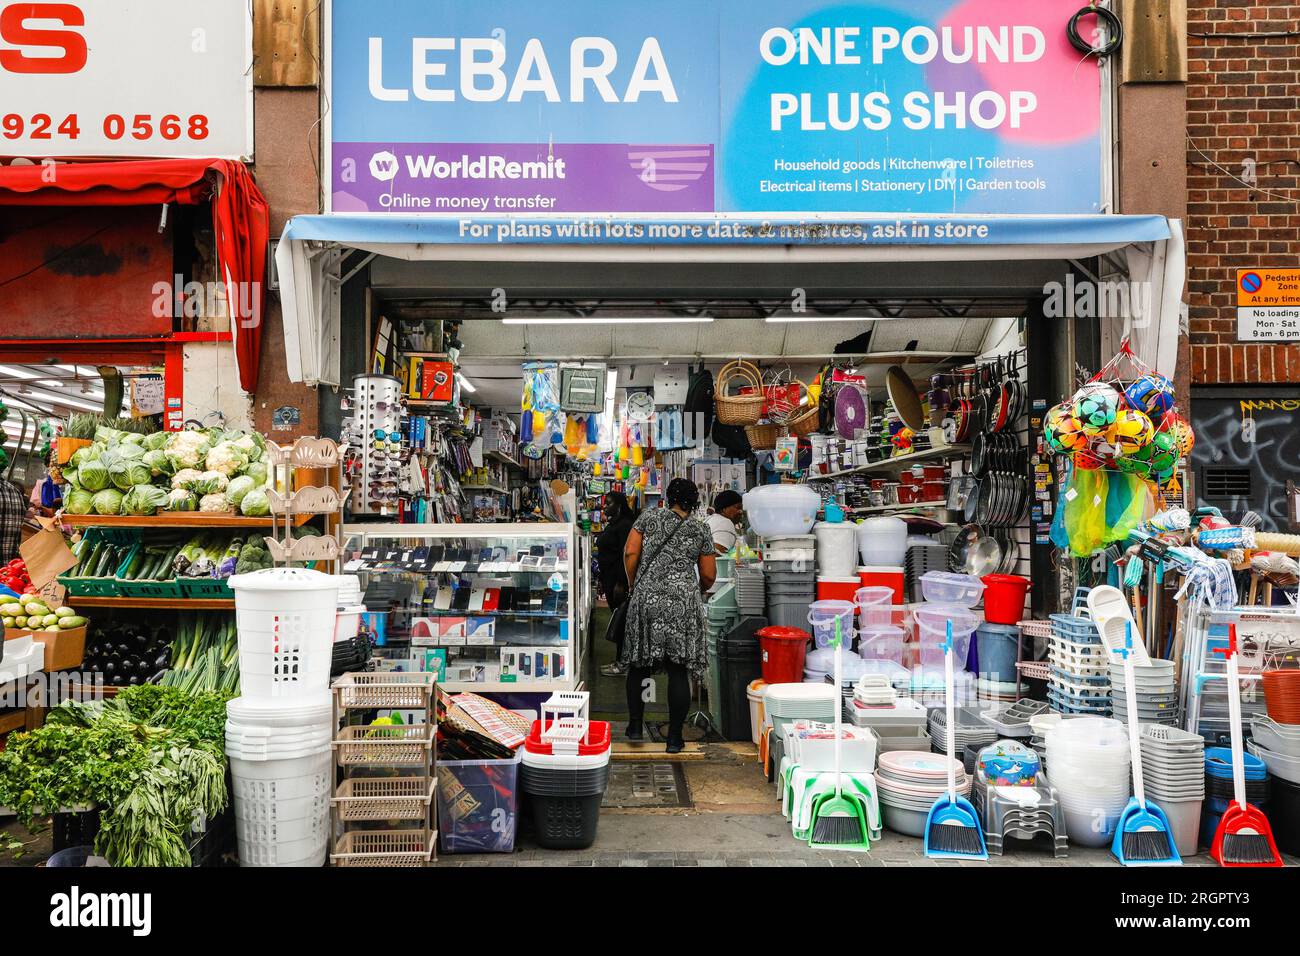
[
  {"left": 121, "top": 484, "right": 169, "bottom": 516},
  {"left": 65, "top": 489, "right": 95, "bottom": 515},
  {"left": 120, "top": 433, "right": 146, "bottom": 446},
  {"left": 92, "top": 489, "right": 124, "bottom": 515},
  {"left": 243, "top": 461, "right": 269, "bottom": 486},
  {"left": 142, "top": 431, "right": 170, "bottom": 451},
  {"left": 78, "top": 460, "right": 109, "bottom": 492},
  {"left": 115, "top": 442, "right": 147, "bottom": 461},
  {"left": 94, "top": 425, "right": 130, "bottom": 444},
  {"left": 225, "top": 475, "right": 256, "bottom": 508},
  {"left": 68, "top": 446, "right": 90, "bottom": 468},
  {"left": 62, "top": 468, "right": 79, "bottom": 490},
  {"left": 98, "top": 447, "right": 123, "bottom": 471},
  {"left": 143, "top": 449, "right": 173, "bottom": 477},
  {"left": 109, "top": 459, "right": 152, "bottom": 490},
  {"left": 239, "top": 488, "right": 271, "bottom": 517},
  {"left": 164, "top": 489, "right": 198, "bottom": 512}
]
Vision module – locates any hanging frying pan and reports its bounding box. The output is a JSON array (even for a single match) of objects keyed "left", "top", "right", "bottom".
[
  {"left": 886, "top": 365, "right": 926, "bottom": 432},
  {"left": 834, "top": 384, "right": 868, "bottom": 439}
]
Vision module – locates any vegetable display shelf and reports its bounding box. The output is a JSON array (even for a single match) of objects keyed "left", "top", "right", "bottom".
[
  {"left": 70, "top": 596, "right": 234, "bottom": 610},
  {"left": 61, "top": 514, "right": 311, "bottom": 528},
  {"left": 329, "top": 671, "right": 437, "bottom": 868}
]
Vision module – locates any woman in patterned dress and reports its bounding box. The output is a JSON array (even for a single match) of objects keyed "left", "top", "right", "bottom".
[{"left": 621, "top": 478, "right": 716, "bottom": 753}]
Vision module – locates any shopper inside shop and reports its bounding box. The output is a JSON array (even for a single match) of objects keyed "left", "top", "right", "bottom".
[
  {"left": 596, "top": 491, "right": 637, "bottom": 677},
  {"left": 706, "top": 489, "right": 744, "bottom": 554},
  {"left": 621, "top": 478, "right": 716, "bottom": 753}
]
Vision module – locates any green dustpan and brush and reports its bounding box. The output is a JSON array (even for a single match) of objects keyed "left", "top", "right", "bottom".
[{"left": 807, "top": 606, "right": 870, "bottom": 851}]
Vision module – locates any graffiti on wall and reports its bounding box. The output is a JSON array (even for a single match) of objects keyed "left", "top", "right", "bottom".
[{"left": 1191, "top": 393, "right": 1300, "bottom": 531}]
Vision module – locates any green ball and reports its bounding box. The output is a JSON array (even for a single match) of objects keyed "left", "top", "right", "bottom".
[{"left": 1148, "top": 431, "right": 1178, "bottom": 473}]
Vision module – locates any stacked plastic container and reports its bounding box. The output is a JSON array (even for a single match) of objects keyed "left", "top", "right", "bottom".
[
  {"left": 225, "top": 567, "right": 340, "bottom": 867},
  {"left": 521, "top": 693, "right": 610, "bottom": 850},
  {"left": 764, "top": 536, "right": 815, "bottom": 629}
]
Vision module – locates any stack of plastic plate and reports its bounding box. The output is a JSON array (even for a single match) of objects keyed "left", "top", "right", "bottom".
[
  {"left": 1046, "top": 611, "right": 1111, "bottom": 717},
  {"left": 1109, "top": 658, "right": 1178, "bottom": 726},
  {"left": 1044, "top": 716, "right": 1132, "bottom": 847},
  {"left": 928, "top": 705, "right": 999, "bottom": 757},
  {"left": 764, "top": 683, "right": 838, "bottom": 737},
  {"left": 1136, "top": 725, "right": 1205, "bottom": 857},
  {"left": 875, "top": 750, "right": 972, "bottom": 837}
]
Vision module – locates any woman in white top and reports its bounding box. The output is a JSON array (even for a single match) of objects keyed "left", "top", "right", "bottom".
[{"left": 705, "top": 490, "right": 743, "bottom": 555}]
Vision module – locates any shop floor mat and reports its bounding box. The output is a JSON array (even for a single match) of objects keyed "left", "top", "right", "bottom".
[{"left": 602, "top": 762, "right": 693, "bottom": 809}]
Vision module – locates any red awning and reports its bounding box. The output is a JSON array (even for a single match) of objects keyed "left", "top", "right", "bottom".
[{"left": 0, "top": 159, "right": 270, "bottom": 392}]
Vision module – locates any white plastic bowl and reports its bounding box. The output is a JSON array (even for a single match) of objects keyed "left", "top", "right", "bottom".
[
  {"left": 744, "top": 484, "right": 821, "bottom": 537},
  {"left": 920, "top": 571, "right": 986, "bottom": 608}
]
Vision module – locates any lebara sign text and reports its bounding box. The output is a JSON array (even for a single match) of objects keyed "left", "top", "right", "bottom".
[{"left": 327, "top": 0, "right": 1103, "bottom": 216}]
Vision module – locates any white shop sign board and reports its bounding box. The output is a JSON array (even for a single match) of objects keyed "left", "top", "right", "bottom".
[{"left": 0, "top": 0, "right": 253, "bottom": 159}]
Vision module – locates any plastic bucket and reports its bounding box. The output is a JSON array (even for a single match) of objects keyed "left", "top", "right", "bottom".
[
  {"left": 855, "top": 586, "right": 897, "bottom": 629},
  {"left": 975, "top": 623, "right": 1022, "bottom": 683},
  {"left": 814, "top": 522, "right": 858, "bottom": 577},
  {"left": 747, "top": 679, "right": 768, "bottom": 745},
  {"left": 859, "top": 625, "right": 906, "bottom": 664},
  {"left": 757, "top": 626, "right": 810, "bottom": 684},
  {"left": 981, "top": 574, "right": 1030, "bottom": 625},
  {"left": 807, "top": 599, "right": 856, "bottom": 650},
  {"left": 913, "top": 604, "right": 980, "bottom": 669},
  {"left": 858, "top": 566, "right": 905, "bottom": 604}
]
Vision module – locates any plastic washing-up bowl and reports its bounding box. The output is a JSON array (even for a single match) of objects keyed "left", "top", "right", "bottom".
[
  {"left": 743, "top": 484, "right": 822, "bottom": 538},
  {"left": 920, "top": 571, "right": 986, "bottom": 608}
]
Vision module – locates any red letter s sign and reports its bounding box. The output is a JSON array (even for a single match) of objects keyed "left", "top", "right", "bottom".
[{"left": 0, "top": 3, "right": 88, "bottom": 74}]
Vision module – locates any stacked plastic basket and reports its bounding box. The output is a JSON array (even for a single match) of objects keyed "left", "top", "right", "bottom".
[
  {"left": 1047, "top": 603, "right": 1112, "bottom": 717},
  {"left": 225, "top": 568, "right": 341, "bottom": 867},
  {"left": 706, "top": 583, "right": 739, "bottom": 720},
  {"left": 521, "top": 693, "right": 611, "bottom": 850},
  {"left": 765, "top": 536, "right": 815, "bottom": 629}
]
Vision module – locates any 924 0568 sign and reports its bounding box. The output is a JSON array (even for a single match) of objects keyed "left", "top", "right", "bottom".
[{"left": 0, "top": 1, "right": 252, "bottom": 159}]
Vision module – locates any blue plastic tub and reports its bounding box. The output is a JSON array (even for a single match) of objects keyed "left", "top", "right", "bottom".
[{"left": 976, "top": 623, "right": 1022, "bottom": 684}]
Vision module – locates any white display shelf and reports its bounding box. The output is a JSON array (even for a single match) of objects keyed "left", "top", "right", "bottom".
[{"left": 808, "top": 443, "right": 972, "bottom": 480}]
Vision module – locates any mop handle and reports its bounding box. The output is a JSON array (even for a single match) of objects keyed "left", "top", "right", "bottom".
[
  {"left": 1214, "top": 626, "right": 1247, "bottom": 812},
  {"left": 834, "top": 612, "right": 843, "bottom": 801},
  {"left": 945, "top": 620, "right": 956, "bottom": 804},
  {"left": 1123, "top": 623, "right": 1146, "bottom": 811}
]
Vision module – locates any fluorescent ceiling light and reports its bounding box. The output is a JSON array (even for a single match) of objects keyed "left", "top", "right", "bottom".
[
  {"left": 456, "top": 373, "right": 477, "bottom": 394},
  {"left": 500, "top": 316, "right": 714, "bottom": 325},
  {"left": 0, "top": 365, "right": 41, "bottom": 379},
  {"left": 764, "top": 316, "right": 878, "bottom": 323}
]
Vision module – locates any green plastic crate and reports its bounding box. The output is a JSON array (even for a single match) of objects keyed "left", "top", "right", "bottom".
[
  {"left": 59, "top": 536, "right": 139, "bottom": 598},
  {"left": 178, "top": 577, "right": 235, "bottom": 600},
  {"left": 115, "top": 576, "right": 185, "bottom": 599}
]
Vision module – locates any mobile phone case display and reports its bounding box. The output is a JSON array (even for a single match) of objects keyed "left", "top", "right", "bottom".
[
  {"left": 343, "top": 374, "right": 409, "bottom": 517},
  {"left": 329, "top": 671, "right": 438, "bottom": 867},
  {"left": 263, "top": 437, "right": 348, "bottom": 570},
  {"left": 342, "top": 523, "right": 589, "bottom": 693}
]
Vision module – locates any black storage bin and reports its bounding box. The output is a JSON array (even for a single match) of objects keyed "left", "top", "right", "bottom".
[
  {"left": 1271, "top": 777, "right": 1300, "bottom": 856},
  {"left": 520, "top": 764, "right": 610, "bottom": 796},
  {"left": 525, "top": 792, "right": 603, "bottom": 850},
  {"left": 717, "top": 636, "right": 761, "bottom": 742}
]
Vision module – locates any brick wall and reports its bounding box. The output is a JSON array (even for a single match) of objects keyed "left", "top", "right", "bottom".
[{"left": 1187, "top": 0, "right": 1300, "bottom": 384}]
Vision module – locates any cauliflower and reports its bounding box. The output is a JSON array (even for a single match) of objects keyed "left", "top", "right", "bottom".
[
  {"left": 205, "top": 440, "right": 249, "bottom": 477},
  {"left": 231, "top": 432, "right": 265, "bottom": 464},
  {"left": 164, "top": 430, "right": 210, "bottom": 471},
  {"left": 199, "top": 493, "right": 232, "bottom": 513},
  {"left": 171, "top": 468, "right": 204, "bottom": 491}
]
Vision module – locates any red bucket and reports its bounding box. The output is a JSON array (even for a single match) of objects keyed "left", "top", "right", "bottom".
[
  {"left": 756, "top": 626, "right": 810, "bottom": 684},
  {"left": 982, "top": 574, "right": 1031, "bottom": 625}
]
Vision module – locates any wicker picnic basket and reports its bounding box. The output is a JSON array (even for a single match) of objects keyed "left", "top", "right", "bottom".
[
  {"left": 714, "top": 360, "right": 765, "bottom": 426},
  {"left": 744, "top": 422, "right": 784, "bottom": 450}
]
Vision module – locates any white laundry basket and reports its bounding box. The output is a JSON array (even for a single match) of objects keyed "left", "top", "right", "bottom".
[
  {"left": 229, "top": 568, "right": 340, "bottom": 703},
  {"left": 228, "top": 747, "right": 332, "bottom": 867}
]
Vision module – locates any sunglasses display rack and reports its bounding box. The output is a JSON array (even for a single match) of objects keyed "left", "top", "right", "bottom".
[
  {"left": 345, "top": 374, "right": 408, "bottom": 517},
  {"left": 263, "top": 436, "right": 348, "bottom": 571}
]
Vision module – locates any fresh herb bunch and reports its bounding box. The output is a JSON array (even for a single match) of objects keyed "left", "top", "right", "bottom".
[{"left": 0, "top": 687, "right": 232, "bottom": 866}]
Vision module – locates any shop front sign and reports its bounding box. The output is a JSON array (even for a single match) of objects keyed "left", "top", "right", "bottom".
[
  {"left": 326, "top": 0, "right": 1103, "bottom": 221},
  {"left": 0, "top": 0, "right": 254, "bottom": 159}
]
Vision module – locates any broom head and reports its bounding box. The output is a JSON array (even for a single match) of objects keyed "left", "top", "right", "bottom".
[{"left": 1211, "top": 802, "right": 1284, "bottom": 868}]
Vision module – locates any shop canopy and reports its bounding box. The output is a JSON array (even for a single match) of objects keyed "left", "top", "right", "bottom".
[
  {"left": 275, "top": 213, "right": 1185, "bottom": 389},
  {"left": 0, "top": 159, "right": 270, "bottom": 393}
]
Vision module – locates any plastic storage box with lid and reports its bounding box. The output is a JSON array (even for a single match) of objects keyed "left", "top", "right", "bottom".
[
  {"left": 228, "top": 567, "right": 341, "bottom": 704},
  {"left": 744, "top": 484, "right": 821, "bottom": 537}
]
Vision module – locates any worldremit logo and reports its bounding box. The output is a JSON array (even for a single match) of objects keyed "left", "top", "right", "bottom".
[
  {"left": 369, "top": 150, "right": 400, "bottom": 182},
  {"left": 50, "top": 886, "right": 152, "bottom": 937},
  {"left": 0, "top": 3, "right": 89, "bottom": 74}
]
